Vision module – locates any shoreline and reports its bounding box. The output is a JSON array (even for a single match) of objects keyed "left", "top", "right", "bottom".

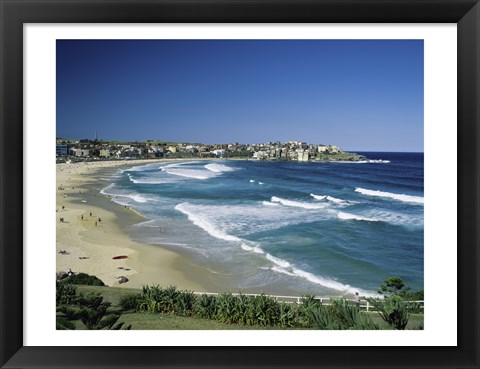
[{"left": 56, "top": 159, "right": 220, "bottom": 291}]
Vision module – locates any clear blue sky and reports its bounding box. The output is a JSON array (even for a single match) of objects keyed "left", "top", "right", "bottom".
[{"left": 57, "top": 39, "right": 423, "bottom": 152}]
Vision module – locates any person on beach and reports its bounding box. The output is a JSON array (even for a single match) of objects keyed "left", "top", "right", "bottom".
[
  {"left": 95, "top": 221, "right": 97, "bottom": 226},
  {"left": 81, "top": 215, "right": 83, "bottom": 220},
  {"left": 62, "top": 206, "right": 65, "bottom": 210},
  {"left": 354, "top": 292, "right": 360, "bottom": 309},
  {"left": 90, "top": 212, "right": 92, "bottom": 216},
  {"left": 98, "top": 217, "right": 102, "bottom": 222}
]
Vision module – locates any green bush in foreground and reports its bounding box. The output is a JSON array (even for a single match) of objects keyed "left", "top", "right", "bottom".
[
  {"left": 195, "top": 294, "right": 217, "bottom": 320},
  {"left": 119, "top": 293, "right": 141, "bottom": 311},
  {"left": 367, "top": 295, "right": 418, "bottom": 330},
  {"left": 56, "top": 281, "right": 77, "bottom": 305},
  {"left": 57, "top": 292, "right": 131, "bottom": 330},
  {"left": 61, "top": 273, "right": 105, "bottom": 286},
  {"left": 137, "top": 285, "right": 196, "bottom": 316},
  {"left": 56, "top": 278, "right": 130, "bottom": 330}
]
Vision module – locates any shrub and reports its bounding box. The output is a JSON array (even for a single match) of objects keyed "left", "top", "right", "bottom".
[
  {"left": 215, "top": 292, "right": 242, "bottom": 324},
  {"left": 298, "top": 295, "right": 322, "bottom": 327},
  {"left": 302, "top": 303, "right": 341, "bottom": 330},
  {"left": 137, "top": 285, "right": 197, "bottom": 316},
  {"left": 175, "top": 290, "right": 196, "bottom": 316},
  {"left": 56, "top": 281, "right": 77, "bottom": 305},
  {"left": 278, "top": 302, "right": 297, "bottom": 328},
  {"left": 248, "top": 294, "right": 280, "bottom": 327},
  {"left": 60, "top": 292, "right": 131, "bottom": 330},
  {"left": 61, "top": 273, "right": 105, "bottom": 286},
  {"left": 367, "top": 295, "right": 413, "bottom": 330},
  {"left": 330, "top": 299, "right": 379, "bottom": 330},
  {"left": 119, "top": 293, "right": 141, "bottom": 311},
  {"left": 194, "top": 294, "right": 217, "bottom": 320}
]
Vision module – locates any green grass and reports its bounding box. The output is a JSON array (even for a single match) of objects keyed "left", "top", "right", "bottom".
[
  {"left": 119, "top": 312, "right": 277, "bottom": 330},
  {"left": 76, "top": 285, "right": 140, "bottom": 306},
  {"left": 365, "top": 312, "right": 423, "bottom": 330}
]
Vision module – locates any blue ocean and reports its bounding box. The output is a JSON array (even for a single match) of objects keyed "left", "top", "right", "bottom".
[{"left": 101, "top": 152, "right": 424, "bottom": 297}]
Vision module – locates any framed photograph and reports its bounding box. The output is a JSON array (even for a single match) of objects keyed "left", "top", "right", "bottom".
[{"left": 1, "top": 0, "right": 479, "bottom": 368}]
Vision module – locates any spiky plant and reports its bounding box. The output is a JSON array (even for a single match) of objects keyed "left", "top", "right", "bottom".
[
  {"left": 119, "top": 293, "right": 141, "bottom": 312},
  {"left": 303, "top": 303, "right": 342, "bottom": 330},
  {"left": 278, "top": 303, "right": 297, "bottom": 328},
  {"left": 367, "top": 295, "right": 412, "bottom": 330},
  {"left": 330, "top": 299, "right": 379, "bottom": 330},
  {"left": 175, "top": 290, "right": 196, "bottom": 316},
  {"left": 298, "top": 294, "right": 322, "bottom": 327},
  {"left": 249, "top": 294, "right": 280, "bottom": 327},
  {"left": 215, "top": 293, "right": 242, "bottom": 324},
  {"left": 194, "top": 294, "right": 217, "bottom": 320}
]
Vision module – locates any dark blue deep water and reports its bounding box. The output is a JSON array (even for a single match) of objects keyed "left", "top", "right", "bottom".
[{"left": 102, "top": 152, "right": 423, "bottom": 297}]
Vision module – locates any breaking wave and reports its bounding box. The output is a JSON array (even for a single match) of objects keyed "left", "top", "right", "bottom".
[
  {"left": 355, "top": 187, "right": 424, "bottom": 204},
  {"left": 337, "top": 212, "right": 378, "bottom": 222},
  {"left": 271, "top": 196, "right": 328, "bottom": 210},
  {"left": 204, "top": 163, "right": 237, "bottom": 173}
]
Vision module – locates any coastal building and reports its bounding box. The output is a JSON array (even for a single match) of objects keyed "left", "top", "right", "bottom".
[
  {"left": 56, "top": 144, "right": 68, "bottom": 156},
  {"left": 212, "top": 149, "right": 226, "bottom": 157},
  {"left": 328, "top": 145, "right": 341, "bottom": 154},
  {"left": 70, "top": 148, "right": 91, "bottom": 157},
  {"left": 296, "top": 149, "right": 306, "bottom": 161},
  {"left": 99, "top": 149, "right": 112, "bottom": 158},
  {"left": 55, "top": 138, "right": 354, "bottom": 162},
  {"left": 318, "top": 145, "right": 328, "bottom": 153}
]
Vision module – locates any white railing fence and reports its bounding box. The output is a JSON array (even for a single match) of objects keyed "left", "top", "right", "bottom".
[{"left": 191, "top": 291, "right": 424, "bottom": 312}]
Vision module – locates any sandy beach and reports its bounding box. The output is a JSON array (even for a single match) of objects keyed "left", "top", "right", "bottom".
[{"left": 56, "top": 159, "right": 214, "bottom": 291}]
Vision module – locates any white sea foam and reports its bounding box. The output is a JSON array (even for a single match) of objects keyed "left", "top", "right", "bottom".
[
  {"left": 165, "top": 168, "right": 217, "bottom": 180},
  {"left": 100, "top": 184, "right": 115, "bottom": 195},
  {"left": 122, "top": 163, "right": 160, "bottom": 173},
  {"left": 162, "top": 161, "right": 201, "bottom": 169},
  {"left": 271, "top": 266, "right": 296, "bottom": 276},
  {"left": 128, "top": 175, "right": 177, "bottom": 184},
  {"left": 175, "top": 203, "right": 242, "bottom": 242},
  {"left": 123, "top": 193, "right": 149, "bottom": 203},
  {"left": 133, "top": 219, "right": 162, "bottom": 228},
  {"left": 363, "top": 210, "right": 423, "bottom": 227},
  {"left": 101, "top": 183, "right": 152, "bottom": 204},
  {"left": 334, "top": 159, "right": 391, "bottom": 164},
  {"left": 271, "top": 196, "right": 327, "bottom": 210},
  {"left": 337, "top": 212, "right": 377, "bottom": 222},
  {"left": 250, "top": 179, "right": 255, "bottom": 183},
  {"left": 258, "top": 182, "right": 264, "bottom": 185},
  {"left": 241, "top": 244, "right": 264, "bottom": 254},
  {"left": 265, "top": 253, "right": 291, "bottom": 268},
  {"left": 269, "top": 265, "right": 377, "bottom": 296},
  {"left": 355, "top": 187, "right": 424, "bottom": 204},
  {"left": 310, "top": 193, "right": 350, "bottom": 205},
  {"left": 291, "top": 268, "right": 377, "bottom": 296},
  {"left": 262, "top": 201, "right": 279, "bottom": 206},
  {"left": 204, "top": 163, "right": 237, "bottom": 173}
]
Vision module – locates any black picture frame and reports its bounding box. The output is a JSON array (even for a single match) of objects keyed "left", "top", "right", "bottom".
[{"left": 1, "top": 0, "right": 479, "bottom": 368}]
